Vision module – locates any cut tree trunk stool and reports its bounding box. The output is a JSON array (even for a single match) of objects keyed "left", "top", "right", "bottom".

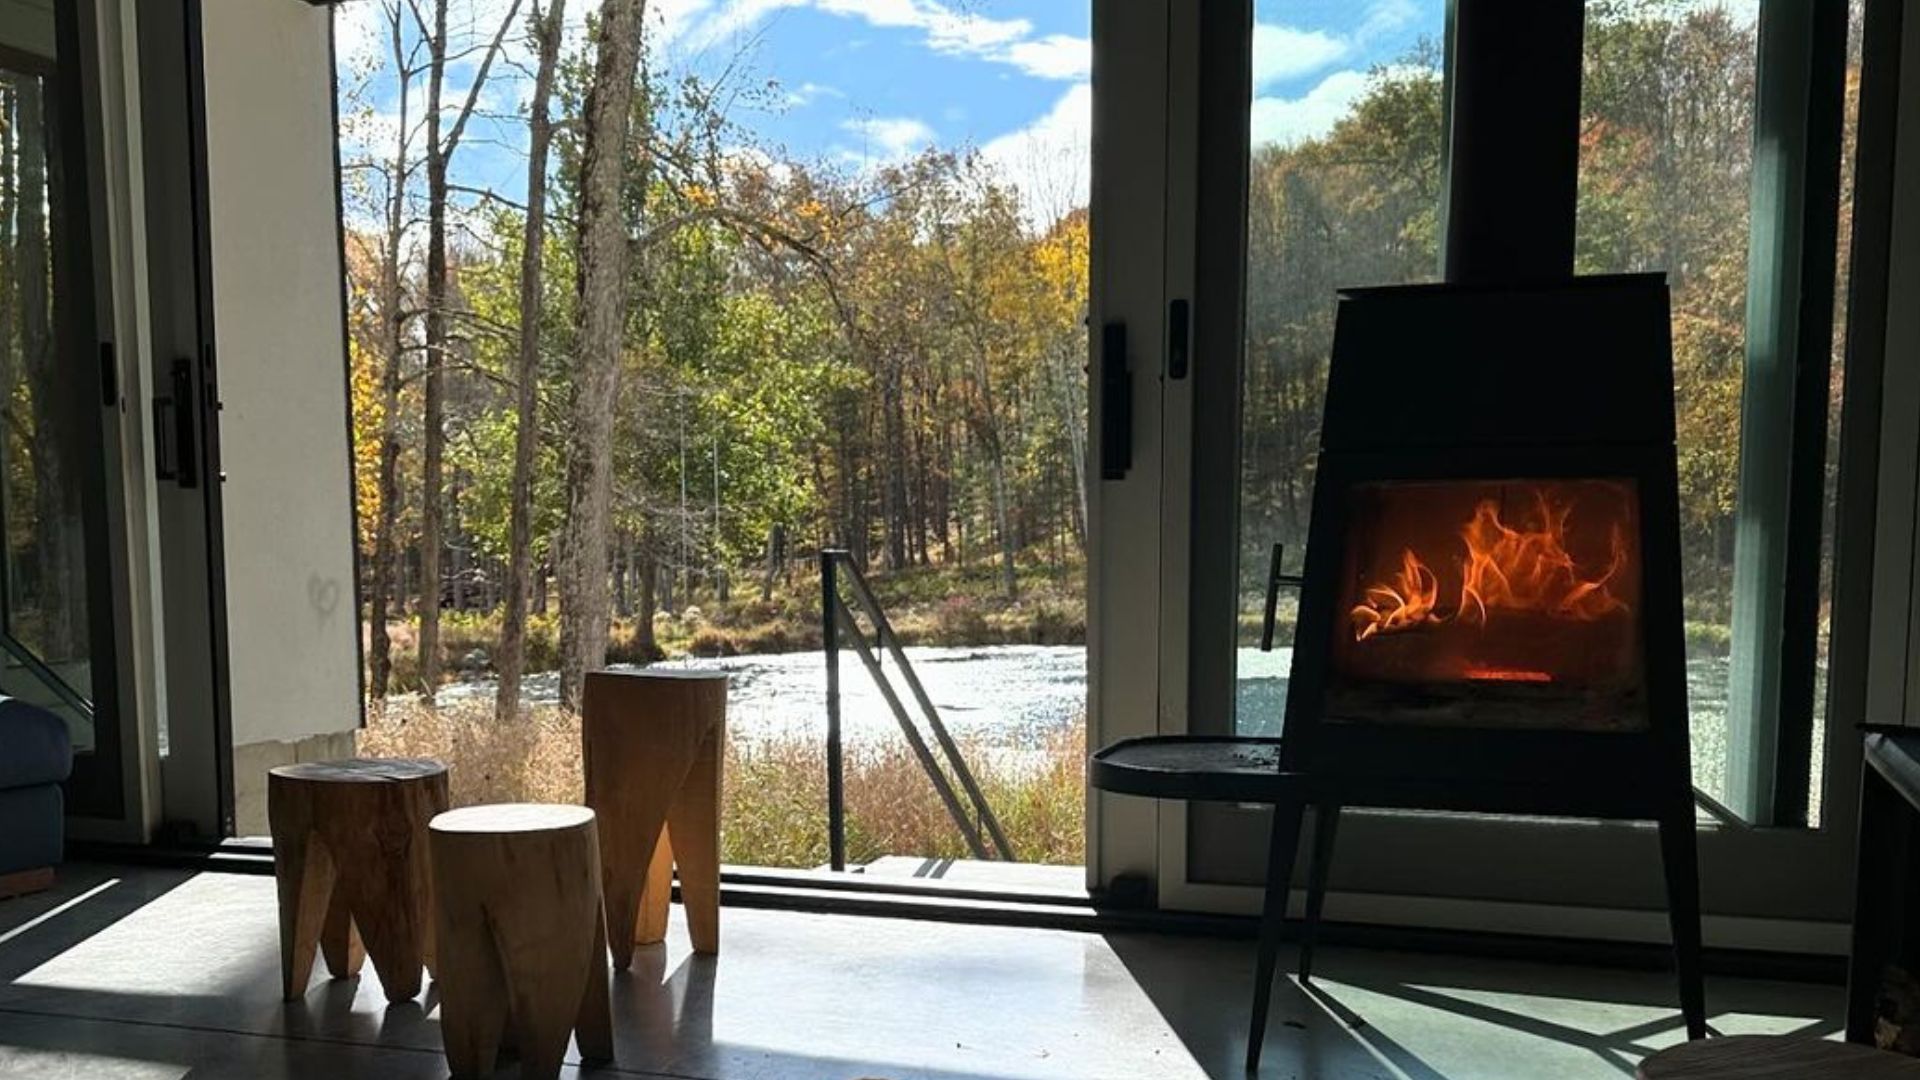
[
  {"left": 429, "top": 803, "right": 614, "bottom": 1080},
  {"left": 1637, "top": 1035, "right": 1920, "bottom": 1078},
  {"left": 268, "top": 757, "right": 449, "bottom": 1003},
  {"left": 582, "top": 669, "right": 728, "bottom": 968}
]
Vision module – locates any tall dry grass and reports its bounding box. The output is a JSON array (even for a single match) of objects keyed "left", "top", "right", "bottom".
[{"left": 358, "top": 699, "right": 1085, "bottom": 867}]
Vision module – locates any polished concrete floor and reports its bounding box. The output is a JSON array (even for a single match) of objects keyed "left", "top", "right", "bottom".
[{"left": 0, "top": 864, "right": 1842, "bottom": 1079}]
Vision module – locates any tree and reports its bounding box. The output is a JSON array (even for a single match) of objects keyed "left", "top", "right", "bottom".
[
  {"left": 358, "top": 0, "right": 426, "bottom": 700},
  {"left": 416, "top": 0, "right": 521, "bottom": 698},
  {"left": 496, "top": 0, "right": 567, "bottom": 721},
  {"left": 558, "top": 0, "right": 648, "bottom": 710}
]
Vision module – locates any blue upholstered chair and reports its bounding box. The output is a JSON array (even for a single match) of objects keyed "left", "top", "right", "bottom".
[{"left": 0, "top": 698, "right": 72, "bottom": 897}]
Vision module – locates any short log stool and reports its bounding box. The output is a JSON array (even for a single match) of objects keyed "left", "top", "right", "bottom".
[
  {"left": 582, "top": 669, "right": 727, "bottom": 967},
  {"left": 269, "top": 758, "right": 448, "bottom": 1003},
  {"left": 1637, "top": 1035, "right": 1920, "bottom": 1078},
  {"left": 429, "top": 804, "right": 614, "bottom": 1080}
]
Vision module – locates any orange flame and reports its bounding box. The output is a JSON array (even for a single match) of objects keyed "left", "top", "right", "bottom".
[
  {"left": 1350, "top": 490, "right": 1629, "bottom": 642},
  {"left": 1350, "top": 547, "right": 1440, "bottom": 641}
]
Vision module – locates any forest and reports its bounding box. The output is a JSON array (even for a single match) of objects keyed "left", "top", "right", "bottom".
[{"left": 341, "top": 0, "right": 1843, "bottom": 717}]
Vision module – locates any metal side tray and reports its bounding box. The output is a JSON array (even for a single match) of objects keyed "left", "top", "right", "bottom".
[{"left": 1089, "top": 736, "right": 1300, "bottom": 804}]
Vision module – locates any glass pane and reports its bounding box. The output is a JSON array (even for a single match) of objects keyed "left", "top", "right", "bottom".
[
  {"left": 1236, "top": 0, "right": 1448, "bottom": 735},
  {"left": 1333, "top": 478, "right": 1646, "bottom": 732},
  {"left": 1576, "top": 1, "right": 1758, "bottom": 802},
  {"left": 339, "top": 0, "right": 1091, "bottom": 869},
  {"left": 0, "top": 61, "right": 97, "bottom": 752}
]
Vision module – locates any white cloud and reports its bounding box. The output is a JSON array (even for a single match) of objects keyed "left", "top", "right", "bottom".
[
  {"left": 980, "top": 82, "right": 1088, "bottom": 227},
  {"left": 664, "top": 0, "right": 1084, "bottom": 81},
  {"left": 1001, "top": 33, "right": 1090, "bottom": 81},
  {"left": 1252, "top": 24, "right": 1348, "bottom": 87},
  {"left": 785, "top": 80, "right": 844, "bottom": 106},
  {"left": 332, "top": 2, "right": 385, "bottom": 67},
  {"left": 1357, "top": 0, "right": 1420, "bottom": 40},
  {"left": 817, "top": 0, "right": 1028, "bottom": 54},
  {"left": 1249, "top": 68, "right": 1372, "bottom": 148},
  {"left": 841, "top": 115, "right": 936, "bottom": 164}
]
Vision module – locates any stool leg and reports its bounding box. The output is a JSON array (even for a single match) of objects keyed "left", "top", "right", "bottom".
[
  {"left": 337, "top": 849, "right": 428, "bottom": 1004},
  {"left": 575, "top": 906, "right": 615, "bottom": 1064},
  {"left": 274, "top": 828, "right": 337, "bottom": 1002},
  {"left": 319, "top": 877, "right": 364, "bottom": 979},
  {"left": 636, "top": 832, "right": 674, "bottom": 946},
  {"left": 668, "top": 732, "right": 722, "bottom": 954},
  {"left": 496, "top": 854, "right": 610, "bottom": 1079},
  {"left": 603, "top": 825, "right": 666, "bottom": 970},
  {"left": 434, "top": 899, "right": 508, "bottom": 1079}
]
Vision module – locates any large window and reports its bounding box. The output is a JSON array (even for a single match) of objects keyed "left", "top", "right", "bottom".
[
  {"left": 1233, "top": 0, "right": 1447, "bottom": 735},
  {"left": 1228, "top": 0, "right": 1861, "bottom": 830},
  {"left": 1575, "top": 0, "right": 1760, "bottom": 805}
]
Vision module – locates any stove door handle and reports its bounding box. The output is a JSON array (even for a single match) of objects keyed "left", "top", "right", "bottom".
[{"left": 1263, "top": 543, "right": 1305, "bottom": 652}]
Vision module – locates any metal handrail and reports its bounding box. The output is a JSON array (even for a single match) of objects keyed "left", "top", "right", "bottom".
[
  {"left": 821, "top": 549, "right": 1016, "bottom": 870},
  {"left": 0, "top": 629, "right": 92, "bottom": 721}
]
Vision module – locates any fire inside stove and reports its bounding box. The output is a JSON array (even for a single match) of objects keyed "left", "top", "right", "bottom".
[{"left": 1327, "top": 478, "right": 1647, "bottom": 731}]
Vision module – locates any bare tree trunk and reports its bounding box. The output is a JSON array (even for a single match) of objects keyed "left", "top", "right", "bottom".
[
  {"left": 637, "top": 538, "right": 658, "bottom": 657},
  {"left": 760, "top": 522, "right": 784, "bottom": 602},
  {"left": 558, "top": 0, "right": 648, "bottom": 710},
  {"left": 496, "top": 0, "right": 566, "bottom": 722},
  {"left": 367, "top": 2, "right": 412, "bottom": 699},
  {"left": 417, "top": 0, "right": 520, "bottom": 701},
  {"left": 417, "top": 0, "right": 447, "bottom": 699}
]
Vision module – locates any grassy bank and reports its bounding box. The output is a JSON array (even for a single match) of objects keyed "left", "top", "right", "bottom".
[
  {"left": 380, "top": 556, "right": 1086, "bottom": 690},
  {"left": 358, "top": 698, "right": 1086, "bottom": 867}
]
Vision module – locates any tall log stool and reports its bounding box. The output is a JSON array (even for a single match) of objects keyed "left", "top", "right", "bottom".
[
  {"left": 269, "top": 757, "right": 448, "bottom": 1003},
  {"left": 428, "top": 804, "right": 614, "bottom": 1080},
  {"left": 582, "top": 669, "right": 727, "bottom": 968},
  {"left": 1637, "top": 1035, "right": 1920, "bottom": 1078}
]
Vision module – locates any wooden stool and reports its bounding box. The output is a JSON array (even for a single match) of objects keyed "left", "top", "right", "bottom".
[
  {"left": 582, "top": 669, "right": 727, "bottom": 968},
  {"left": 429, "top": 804, "right": 613, "bottom": 1080},
  {"left": 269, "top": 757, "right": 448, "bottom": 1003},
  {"left": 1638, "top": 1035, "right": 1920, "bottom": 1078}
]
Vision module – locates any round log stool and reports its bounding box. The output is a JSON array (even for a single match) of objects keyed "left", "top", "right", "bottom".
[
  {"left": 268, "top": 757, "right": 448, "bottom": 1003},
  {"left": 1638, "top": 1035, "right": 1920, "bottom": 1078},
  {"left": 429, "top": 804, "right": 614, "bottom": 1080},
  {"left": 582, "top": 669, "right": 728, "bottom": 968}
]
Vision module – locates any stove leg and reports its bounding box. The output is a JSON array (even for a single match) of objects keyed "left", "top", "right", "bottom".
[
  {"left": 1247, "top": 799, "right": 1305, "bottom": 1073},
  {"left": 1658, "top": 810, "right": 1707, "bottom": 1039},
  {"left": 1298, "top": 803, "right": 1341, "bottom": 983}
]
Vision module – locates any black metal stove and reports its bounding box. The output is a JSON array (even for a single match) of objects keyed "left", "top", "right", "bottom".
[{"left": 1092, "top": 273, "right": 1705, "bottom": 1067}]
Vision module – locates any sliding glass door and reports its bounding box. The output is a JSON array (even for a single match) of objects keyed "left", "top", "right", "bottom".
[
  {"left": 1150, "top": 0, "right": 1875, "bottom": 935},
  {"left": 0, "top": 3, "right": 128, "bottom": 822}
]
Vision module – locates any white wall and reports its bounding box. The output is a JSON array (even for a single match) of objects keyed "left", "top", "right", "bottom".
[{"left": 198, "top": 0, "right": 360, "bottom": 746}]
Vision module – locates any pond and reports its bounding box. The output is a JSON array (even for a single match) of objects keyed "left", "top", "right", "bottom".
[{"left": 445, "top": 645, "right": 1736, "bottom": 792}]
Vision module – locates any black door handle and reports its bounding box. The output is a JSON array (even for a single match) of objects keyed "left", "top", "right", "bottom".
[
  {"left": 153, "top": 357, "right": 198, "bottom": 489},
  {"left": 1100, "top": 321, "right": 1131, "bottom": 481}
]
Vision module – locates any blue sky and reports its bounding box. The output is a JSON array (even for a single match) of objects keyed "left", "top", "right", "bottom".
[{"left": 334, "top": 0, "right": 1445, "bottom": 221}]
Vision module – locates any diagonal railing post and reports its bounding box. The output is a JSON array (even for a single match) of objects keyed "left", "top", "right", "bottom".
[
  {"left": 835, "top": 605, "right": 991, "bottom": 859},
  {"left": 840, "top": 570, "right": 1017, "bottom": 861}
]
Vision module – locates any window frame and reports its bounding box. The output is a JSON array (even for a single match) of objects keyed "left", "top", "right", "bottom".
[{"left": 1146, "top": 0, "right": 1885, "bottom": 936}]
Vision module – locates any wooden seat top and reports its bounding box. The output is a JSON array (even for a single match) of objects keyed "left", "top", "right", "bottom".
[
  {"left": 430, "top": 803, "right": 595, "bottom": 836},
  {"left": 585, "top": 668, "right": 729, "bottom": 682},
  {"left": 269, "top": 758, "right": 446, "bottom": 784},
  {"left": 1638, "top": 1036, "right": 1920, "bottom": 1079}
]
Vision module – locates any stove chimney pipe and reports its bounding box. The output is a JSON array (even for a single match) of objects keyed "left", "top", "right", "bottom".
[{"left": 1441, "top": 0, "right": 1586, "bottom": 285}]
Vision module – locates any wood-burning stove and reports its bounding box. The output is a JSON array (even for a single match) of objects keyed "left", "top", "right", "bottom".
[
  {"left": 1091, "top": 272, "right": 1706, "bottom": 1068},
  {"left": 1286, "top": 274, "right": 1694, "bottom": 798}
]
